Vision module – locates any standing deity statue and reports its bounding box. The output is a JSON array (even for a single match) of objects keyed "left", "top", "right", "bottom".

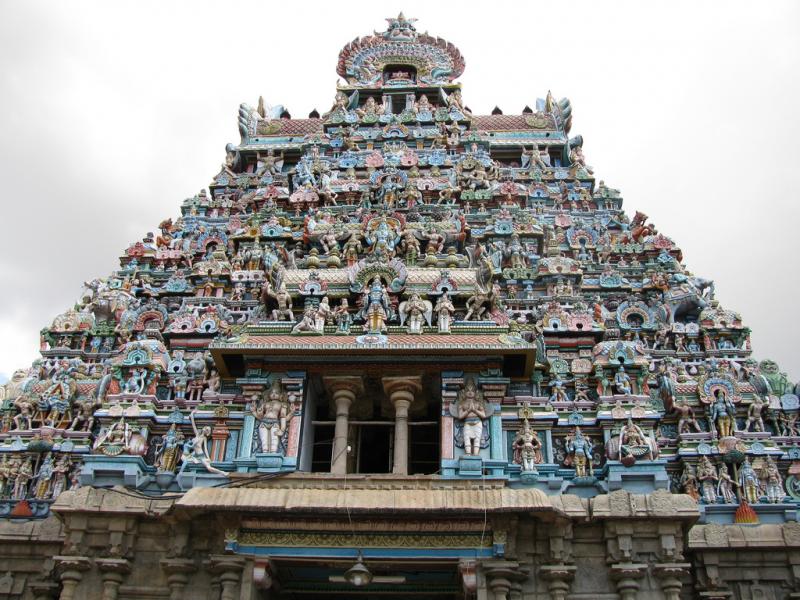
[
  {"left": 333, "top": 299, "right": 352, "bottom": 334},
  {"left": 433, "top": 292, "right": 455, "bottom": 333},
  {"left": 566, "top": 427, "right": 594, "bottom": 478},
  {"left": 154, "top": 423, "right": 185, "bottom": 473},
  {"left": 739, "top": 458, "right": 761, "bottom": 504},
  {"left": 251, "top": 380, "right": 293, "bottom": 455},
  {"left": 13, "top": 457, "right": 33, "bottom": 500},
  {"left": 399, "top": 293, "right": 432, "bottom": 334},
  {"left": 33, "top": 453, "right": 55, "bottom": 499},
  {"left": 708, "top": 388, "right": 736, "bottom": 438},
  {"left": 680, "top": 463, "right": 700, "bottom": 501},
  {"left": 697, "top": 456, "right": 718, "bottom": 504},
  {"left": 50, "top": 455, "right": 71, "bottom": 499},
  {"left": 745, "top": 395, "right": 767, "bottom": 432},
  {"left": 762, "top": 456, "right": 785, "bottom": 504},
  {"left": 455, "top": 377, "right": 488, "bottom": 456},
  {"left": 512, "top": 418, "right": 542, "bottom": 472},
  {"left": 360, "top": 276, "right": 393, "bottom": 333},
  {"left": 717, "top": 464, "right": 738, "bottom": 504}
]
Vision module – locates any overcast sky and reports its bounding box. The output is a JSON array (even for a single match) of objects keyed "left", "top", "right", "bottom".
[{"left": 0, "top": 0, "right": 798, "bottom": 383}]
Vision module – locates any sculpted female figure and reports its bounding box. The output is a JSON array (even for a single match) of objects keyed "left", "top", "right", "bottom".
[
  {"left": 251, "top": 380, "right": 292, "bottom": 454},
  {"left": 181, "top": 409, "right": 226, "bottom": 476}
]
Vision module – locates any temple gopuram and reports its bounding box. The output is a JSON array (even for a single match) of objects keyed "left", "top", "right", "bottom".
[{"left": 1, "top": 14, "right": 800, "bottom": 600}]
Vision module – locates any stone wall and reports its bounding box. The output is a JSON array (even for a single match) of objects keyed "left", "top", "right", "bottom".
[{"left": 0, "top": 488, "right": 797, "bottom": 599}]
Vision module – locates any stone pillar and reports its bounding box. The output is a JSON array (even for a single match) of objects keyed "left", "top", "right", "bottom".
[
  {"left": 324, "top": 376, "right": 363, "bottom": 475},
  {"left": 210, "top": 556, "right": 245, "bottom": 600},
  {"left": 96, "top": 558, "right": 130, "bottom": 600},
  {"left": 161, "top": 558, "right": 196, "bottom": 600},
  {"left": 484, "top": 563, "right": 524, "bottom": 600},
  {"left": 610, "top": 563, "right": 647, "bottom": 600},
  {"left": 539, "top": 564, "right": 576, "bottom": 600},
  {"left": 54, "top": 556, "right": 91, "bottom": 600},
  {"left": 654, "top": 563, "right": 690, "bottom": 600},
  {"left": 383, "top": 376, "right": 422, "bottom": 475}
]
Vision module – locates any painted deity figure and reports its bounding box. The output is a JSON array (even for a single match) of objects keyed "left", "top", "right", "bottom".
[
  {"left": 361, "top": 276, "right": 392, "bottom": 333},
  {"left": 33, "top": 453, "right": 55, "bottom": 499},
  {"left": 181, "top": 409, "right": 226, "bottom": 476},
  {"left": 433, "top": 291, "right": 455, "bottom": 333},
  {"left": 366, "top": 218, "right": 400, "bottom": 259},
  {"left": 251, "top": 380, "right": 293, "bottom": 455},
  {"left": 50, "top": 455, "right": 70, "bottom": 499},
  {"left": 291, "top": 306, "right": 320, "bottom": 334},
  {"left": 614, "top": 366, "right": 632, "bottom": 395},
  {"left": 708, "top": 388, "right": 736, "bottom": 438},
  {"left": 619, "top": 418, "right": 655, "bottom": 461},
  {"left": 400, "top": 293, "right": 429, "bottom": 334},
  {"left": 521, "top": 145, "right": 548, "bottom": 171},
  {"left": 13, "top": 457, "right": 33, "bottom": 500},
  {"left": 697, "top": 456, "right": 718, "bottom": 504},
  {"left": 680, "top": 463, "right": 700, "bottom": 501},
  {"left": 717, "top": 464, "right": 737, "bottom": 504},
  {"left": 548, "top": 378, "right": 569, "bottom": 404},
  {"left": 333, "top": 299, "right": 352, "bottom": 334},
  {"left": 267, "top": 280, "right": 294, "bottom": 321},
  {"left": 566, "top": 427, "right": 594, "bottom": 478},
  {"left": 122, "top": 368, "right": 147, "bottom": 395},
  {"left": 745, "top": 395, "right": 766, "bottom": 432},
  {"left": 93, "top": 417, "right": 132, "bottom": 455},
  {"left": 762, "top": 456, "right": 784, "bottom": 504},
  {"left": 12, "top": 395, "right": 35, "bottom": 431},
  {"left": 674, "top": 398, "right": 702, "bottom": 434},
  {"left": 456, "top": 378, "right": 488, "bottom": 456},
  {"left": 155, "top": 423, "right": 184, "bottom": 472},
  {"left": 739, "top": 458, "right": 761, "bottom": 504},
  {"left": 512, "top": 418, "right": 542, "bottom": 472}
]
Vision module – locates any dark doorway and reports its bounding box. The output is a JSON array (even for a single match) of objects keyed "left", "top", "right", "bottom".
[{"left": 357, "top": 425, "right": 393, "bottom": 473}]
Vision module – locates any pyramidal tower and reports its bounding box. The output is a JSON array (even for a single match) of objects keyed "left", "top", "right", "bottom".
[{"left": 1, "top": 15, "right": 798, "bottom": 598}]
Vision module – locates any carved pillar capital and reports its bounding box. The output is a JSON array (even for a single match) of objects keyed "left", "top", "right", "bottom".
[
  {"left": 323, "top": 376, "right": 364, "bottom": 399},
  {"left": 382, "top": 375, "right": 423, "bottom": 401},
  {"left": 483, "top": 561, "right": 526, "bottom": 600},
  {"left": 209, "top": 555, "right": 246, "bottom": 600},
  {"left": 538, "top": 564, "right": 576, "bottom": 600},
  {"left": 610, "top": 563, "right": 647, "bottom": 600},
  {"left": 96, "top": 558, "right": 130, "bottom": 600},
  {"left": 54, "top": 556, "right": 91, "bottom": 600},
  {"left": 160, "top": 558, "right": 196, "bottom": 600},
  {"left": 653, "top": 562, "right": 690, "bottom": 600}
]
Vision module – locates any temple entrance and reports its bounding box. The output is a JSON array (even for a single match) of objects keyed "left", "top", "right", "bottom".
[{"left": 256, "top": 557, "right": 466, "bottom": 599}]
